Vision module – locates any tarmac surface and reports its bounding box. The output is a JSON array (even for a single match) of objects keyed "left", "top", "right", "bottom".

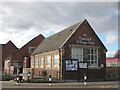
[{"left": 1, "top": 81, "right": 119, "bottom": 89}]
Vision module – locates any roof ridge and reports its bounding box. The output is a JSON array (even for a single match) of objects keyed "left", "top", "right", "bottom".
[
  {"left": 45, "top": 21, "right": 82, "bottom": 39},
  {"left": 10, "top": 34, "right": 44, "bottom": 58},
  {"left": 59, "top": 20, "right": 84, "bottom": 48}
]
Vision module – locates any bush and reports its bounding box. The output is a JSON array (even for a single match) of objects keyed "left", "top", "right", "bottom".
[
  {"left": 2, "top": 74, "right": 16, "bottom": 81},
  {"left": 23, "top": 79, "right": 49, "bottom": 83}
]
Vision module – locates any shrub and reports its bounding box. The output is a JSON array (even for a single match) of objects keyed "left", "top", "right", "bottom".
[
  {"left": 23, "top": 79, "right": 49, "bottom": 83},
  {"left": 2, "top": 74, "right": 16, "bottom": 81},
  {"left": 42, "top": 70, "right": 47, "bottom": 79}
]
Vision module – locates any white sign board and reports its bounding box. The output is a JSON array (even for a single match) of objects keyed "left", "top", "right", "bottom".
[
  {"left": 79, "top": 63, "right": 87, "bottom": 68},
  {"left": 19, "top": 73, "right": 30, "bottom": 76},
  {"left": 10, "top": 66, "right": 14, "bottom": 70},
  {"left": 100, "top": 64, "right": 104, "bottom": 67}
]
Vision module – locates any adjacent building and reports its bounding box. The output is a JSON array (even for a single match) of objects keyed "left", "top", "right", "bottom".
[
  {"left": 106, "top": 51, "right": 120, "bottom": 78},
  {"left": 0, "top": 41, "right": 18, "bottom": 72},
  {"left": 106, "top": 50, "right": 120, "bottom": 67},
  {"left": 106, "top": 58, "right": 120, "bottom": 67},
  {"left": 31, "top": 19, "right": 107, "bottom": 81},
  {"left": 4, "top": 34, "right": 45, "bottom": 74}
]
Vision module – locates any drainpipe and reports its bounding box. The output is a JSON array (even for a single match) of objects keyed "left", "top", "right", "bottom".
[{"left": 59, "top": 48, "right": 63, "bottom": 80}]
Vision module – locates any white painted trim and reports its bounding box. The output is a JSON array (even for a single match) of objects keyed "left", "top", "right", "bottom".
[
  {"left": 39, "top": 56, "right": 44, "bottom": 68},
  {"left": 88, "top": 49, "right": 98, "bottom": 67},
  {"left": 29, "top": 47, "right": 36, "bottom": 54},
  {"left": 82, "top": 48, "right": 83, "bottom": 62},
  {"left": 35, "top": 57, "right": 39, "bottom": 68},
  {"left": 46, "top": 56, "right": 51, "bottom": 67},
  {"left": 60, "top": 20, "right": 84, "bottom": 48}
]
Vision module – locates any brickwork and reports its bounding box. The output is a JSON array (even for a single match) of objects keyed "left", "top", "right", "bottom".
[
  {"left": 31, "top": 50, "right": 60, "bottom": 78},
  {"left": 30, "top": 20, "right": 107, "bottom": 80},
  {"left": 2, "top": 41, "right": 18, "bottom": 71},
  {"left": 4, "top": 34, "right": 45, "bottom": 74},
  {"left": 62, "top": 20, "right": 107, "bottom": 80}
]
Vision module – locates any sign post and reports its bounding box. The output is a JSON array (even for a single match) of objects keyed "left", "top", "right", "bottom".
[
  {"left": 78, "top": 62, "right": 79, "bottom": 82},
  {"left": 65, "top": 59, "right": 78, "bottom": 82},
  {"left": 84, "top": 74, "right": 87, "bottom": 85},
  {"left": 78, "top": 62, "right": 88, "bottom": 83}
]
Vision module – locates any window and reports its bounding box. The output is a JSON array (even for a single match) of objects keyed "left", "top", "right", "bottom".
[
  {"left": 110, "top": 61, "right": 118, "bottom": 66},
  {"left": 23, "top": 60, "right": 26, "bottom": 68},
  {"left": 118, "top": 62, "right": 120, "bottom": 66},
  {"left": 40, "top": 56, "right": 44, "bottom": 67},
  {"left": 71, "top": 47, "right": 83, "bottom": 62},
  {"left": 31, "top": 58, "right": 34, "bottom": 68},
  {"left": 53, "top": 54, "right": 59, "bottom": 67},
  {"left": 46, "top": 56, "right": 51, "bottom": 67},
  {"left": 88, "top": 49, "right": 98, "bottom": 67},
  {"left": 35, "top": 57, "right": 39, "bottom": 68},
  {"left": 5, "top": 62, "right": 8, "bottom": 67},
  {"left": 29, "top": 47, "right": 36, "bottom": 54},
  {"left": 106, "top": 62, "right": 110, "bottom": 66}
]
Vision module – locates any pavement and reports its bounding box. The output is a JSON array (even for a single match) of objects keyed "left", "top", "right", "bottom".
[{"left": 1, "top": 81, "right": 119, "bottom": 89}]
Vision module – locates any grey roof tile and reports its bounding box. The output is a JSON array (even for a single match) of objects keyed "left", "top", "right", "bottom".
[{"left": 32, "top": 21, "right": 82, "bottom": 55}]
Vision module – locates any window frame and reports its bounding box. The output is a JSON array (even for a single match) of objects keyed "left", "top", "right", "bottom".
[
  {"left": 31, "top": 58, "right": 34, "bottom": 68},
  {"left": 88, "top": 49, "right": 98, "bottom": 67},
  {"left": 71, "top": 47, "right": 83, "bottom": 62},
  {"left": 29, "top": 47, "right": 36, "bottom": 54},
  {"left": 35, "top": 57, "right": 39, "bottom": 68},
  {"left": 53, "top": 54, "right": 59, "bottom": 67},
  {"left": 40, "top": 56, "right": 44, "bottom": 68},
  {"left": 46, "top": 56, "right": 51, "bottom": 67}
]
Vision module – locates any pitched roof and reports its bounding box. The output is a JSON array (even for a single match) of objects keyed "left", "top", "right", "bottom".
[
  {"left": 32, "top": 19, "right": 107, "bottom": 56},
  {"left": 7, "top": 34, "right": 45, "bottom": 61},
  {"left": 2, "top": 41, "right": 18, "bottom": 60},
  {"left": 32, "top": 21, "right": 83, "bottom": 55}
]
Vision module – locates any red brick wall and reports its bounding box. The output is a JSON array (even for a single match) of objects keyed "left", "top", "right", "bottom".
[
  {"left": 2, "top": 41, "right": 18, "bottom": 71},
  {"left": 62, "top": 20, "right": 107, "bottom": 80},
  {"left": 31, "top": 50, "right": 60, "bottom": 78},
  {"left": 12, "top": 34, "right": 45, "bottom": 62}
]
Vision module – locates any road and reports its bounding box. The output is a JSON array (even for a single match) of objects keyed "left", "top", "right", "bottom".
[{"left": 1, "top": 81, "right": 119, "bottom": 89}]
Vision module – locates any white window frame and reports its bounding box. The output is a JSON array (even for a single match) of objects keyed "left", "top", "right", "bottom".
[
  {"left": 40, "top": 56, "right": 44, "bottom": 68},
  {"left": 53, "top": 54, "right": 59, "bottom": 67},
  {"left": 46, "top": 56, "right": 51, "bottom": 67},
  {"left": 35, "top": 57, "right": 39, "bottom": 68},
  {"left": 5, "top": 62, "right": 8, "bottom": 67},
  {"left": 71, "top": 47, "right": 83, "bottom": 62},
  {"left": 29, "top": 47, "right": 36, "bottom": 54},
  {"left": 88, "top": 49, "right": 98, "bottom": 67},
  {"left": 24, "top": 60, "right": 26, "bottom": 68},
  {"left": 31, "top": 58, "right": 34, "bottom": 68}
]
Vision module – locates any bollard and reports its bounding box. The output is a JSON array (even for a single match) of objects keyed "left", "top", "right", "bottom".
[
  {"left": 49, "top": 75, "right": 52, "bottom": 86},
  {"left": 84, "top": 74, "right": 87, "bottom": 85},
  {"left": 16, "top": 76, "right": 19, "bottom": 86}
]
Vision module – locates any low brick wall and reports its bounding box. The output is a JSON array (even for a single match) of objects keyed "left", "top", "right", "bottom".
[
  {"left": 34, "top": 68, "right": 59, "bottom": 79},
  {"left": 23, "top": 68, "right": 34, "bottom": 80},
  {"left": 106, "top": 67, "right": 119, "bottom": 80}
]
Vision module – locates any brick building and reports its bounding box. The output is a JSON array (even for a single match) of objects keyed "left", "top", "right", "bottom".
[
  {"left": 106, "top": 58, "right": 120, "bottom": 67},
  {"left": 4, "top": 34, "right": 45, "bottom": 74},
  {"left": 31, "top": 19, "right": 107, "bottom": 81},
  {"left": 0, "top": 41, "right": 18, "bottom": 72},
  {"left": 106, "top": 51, "right": 120, "bottom": 79},
  {"left": 106, "top": 50, "right": 120, "bottom": 67}
]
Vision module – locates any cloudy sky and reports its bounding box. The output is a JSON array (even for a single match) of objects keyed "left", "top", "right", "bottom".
[{"left": 0, "top": 1, "right": 118, "bottom": 57}]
